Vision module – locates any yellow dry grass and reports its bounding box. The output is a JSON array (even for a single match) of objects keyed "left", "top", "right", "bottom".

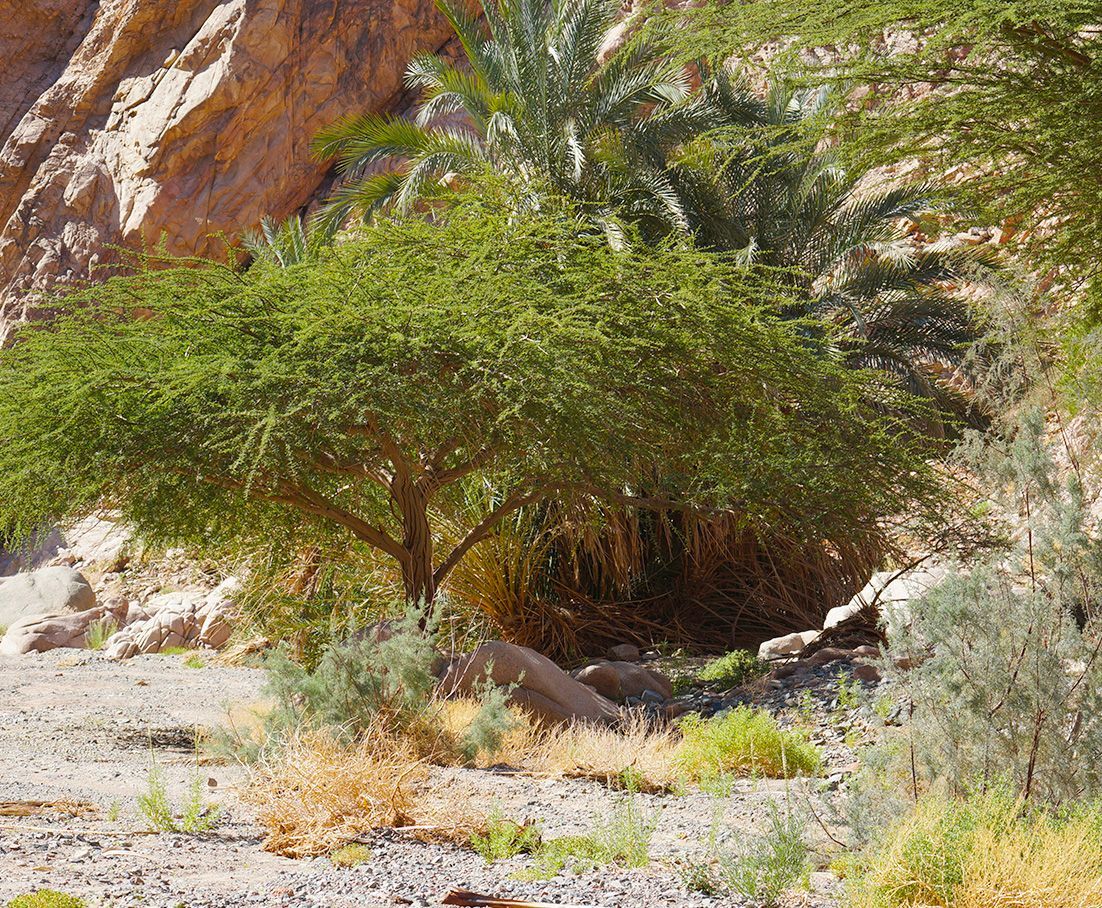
[
  {"left": 851, "top": 794, "right": 1102, "bottom": 908},
  {"left": 243, "top": 728, "right": 425, "bottom": 857},
  {"left": 440, "top": 700, "right": 681, "bottom": 790},
  {"left": 956, "top": 820, "right": 1102, "bottom": 908}
]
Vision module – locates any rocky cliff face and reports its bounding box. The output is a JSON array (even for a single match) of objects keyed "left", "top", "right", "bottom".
[{"left": 0, "top": 0, "right": 451, "bottom": 342}]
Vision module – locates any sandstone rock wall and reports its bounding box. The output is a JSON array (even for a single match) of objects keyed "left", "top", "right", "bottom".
[{"left": 0, "top": 0, "right": 452, "bottom": 342}]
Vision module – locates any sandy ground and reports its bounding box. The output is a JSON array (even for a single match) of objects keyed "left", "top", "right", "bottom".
[{"left": 0, "top": 650, "right": 843, "bottom": 908}]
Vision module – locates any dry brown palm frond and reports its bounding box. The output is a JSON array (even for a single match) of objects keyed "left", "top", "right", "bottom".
[{"left": 441, "top": 493, "right": 886, "bottom": 658}]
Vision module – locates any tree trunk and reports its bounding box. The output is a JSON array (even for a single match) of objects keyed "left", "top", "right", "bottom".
[{"left": 393, "top": 476, "right": 436, "bottom": 612}]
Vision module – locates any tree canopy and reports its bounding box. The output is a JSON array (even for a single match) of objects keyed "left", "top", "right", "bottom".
[
  {"left": 0, "top": 193, "right": 940, "bottom": 609},
  {"left": 665, "top": 1, "right": 1102, "bottom": 303}
]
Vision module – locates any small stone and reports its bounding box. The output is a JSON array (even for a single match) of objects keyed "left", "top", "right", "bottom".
[{"left": 607, "top": 643, "right": 641, "bottom": 662}]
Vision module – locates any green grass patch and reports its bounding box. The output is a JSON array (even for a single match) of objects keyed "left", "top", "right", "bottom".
[
  {"left": 84, "top": 616, "right": 118, "bottom": 651},
  {"left": 516, "top": 792, "right": 660, "bottom": 879},
  {"left": 696, "top": 650, "right": 767, "bottom": 689},
  {"left": 470, "top": 810, "right": 542, "bottom": 863},
  {"left": 7, "top": 893, "right": 87, "bottom": 908},
  {"left": 330, "top": 843, "right": 373, "bottom": 867},
  {"left": 677, "top": 706, "right": 821, "bottom": 780},
  {"left": 847, "top": 790, "right": 1102, "bottom": 908}
]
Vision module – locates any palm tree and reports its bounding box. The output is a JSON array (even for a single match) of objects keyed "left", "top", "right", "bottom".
[
  {"left": 312, "top": 0, "right": 726, "bottom": 238},
  {"left": 668, "top": 83, "right": 986, "bottom": 411},
  {"left": 316, "top": 0, "right": 980, "bottom": 409},
  {"left": 242, "top": 214, "right": 338, "bottom": 268}
]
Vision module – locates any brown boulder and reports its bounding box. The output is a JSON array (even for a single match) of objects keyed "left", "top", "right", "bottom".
[
  {"left": 0, "top": 0, "right": 453, "bottom": 340},
  {"left": 571, "top": 660, "right": 673, "bottom": 703},
  {"left": 440, "top": 641, "right": 620, "bottom": 726}
]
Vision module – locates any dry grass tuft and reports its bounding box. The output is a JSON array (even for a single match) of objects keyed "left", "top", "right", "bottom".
[
  {"left": 851, "top": 793, "right": 1102, "bottom": 908},
  {"left": 243, "top": 728, "right": 425, "bottom": 857},
  {"left": 440, "top": 701, "right": 681, "bottom": 791},
  {"left": 957, "top": 819, "right": 1102, "bottom": 908}
]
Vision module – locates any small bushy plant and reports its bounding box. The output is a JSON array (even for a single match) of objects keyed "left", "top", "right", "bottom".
[
  {"left": 459, "top": 669, "right": 518, "bottom": 763},
  {"left": 848, "top": 791, "right": 1102, "bottom": 908},
  {"left": 695, "top": 650, "right": 767, "bottom": 690},
  {"left": 677, "top": 707, "right": 821, "bottom": 781},
  {"left": 260, "top": 606, "right": 439, "bottom": 747},
  {"left": 720, "top": 803, "right": 811, "bottom": 907},
  {"left": 84, "top": 616, "right": 117, "bottom": 651},
  {"left": 137, "top": 762, "right": 221, "bottom": 834},
  {"left": 470, "top": 809, "right": 542, "bottom": 863}
]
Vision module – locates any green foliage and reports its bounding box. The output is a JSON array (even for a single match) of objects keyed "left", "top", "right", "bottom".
[
  {"left": 720, "top": 803, "right": 811, "bottom": 907},
  {"left": 835, "top": 674, "right": 863, "bottom": 712},
  {"left": 84, "top": 616, "right": 118, "bottom": 651},
  {"left": 470, "top": 809, "right": 542, "bottom": 863},
  {"left": 669, "top": 0, "right": 1102, "bottom": 306},
  {"left": 7, "top": 893, "right": 86, "bottom": 908},
  {"left": 136, "top": 762, "right": 175, "bottom": 831},
  {"left": 677, "top": 706, "right": 822, "bottom": 781},
  {"left": 519, "top": 791, "right": 661, "bottom": 879},
  {"left": 695, "top": 649, "right": 766, "bottom": 689},
  {"left": 882, "top": 412, "right": 1102, "bottom": 805},
  {"left": 137, "top": 762, "right": 222, "bottom": 834},
  {"left": 260, "top": 607, "right": 439, "bottom": 748},
  {"left": 330, "top": 843, "right": 374, "bottom": 867},
  {"left": 320, "top": 0, "right": 983, "bottom": 413},
  {"left": 183, "top": 653, "right": 205, "bottom": 669},
  {"left": 459, "top": 669, "right": 518, "bottom": 762},
  {"left": 0, "top": 193, "right": 943, "bottom": 611},
  {"left": 680, "top": 860, "right": 724, "bottom": 897},
  {"left": 313, "top": 0, "right": 698, "bottom": 237},
  {"left": 242, "top": 214, "right": 337, "bottom": 268}
]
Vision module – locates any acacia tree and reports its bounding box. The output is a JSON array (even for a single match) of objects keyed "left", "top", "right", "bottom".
[{"left": 0, "top": 195, "right": 938, "bottom": 611}]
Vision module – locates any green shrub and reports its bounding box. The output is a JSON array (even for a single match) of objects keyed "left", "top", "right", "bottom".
[
  {"left": 879, "top": 413, "right": 1102, "bottom": 806},
  {"left": 216, "top": 605, "right": 514, "bottom": 768},
  {"left": 260, "top": 606, "right": 439, "bottom": 747},
  {"left": 695, "top": 650, "right": 767, "bottom": 689},
  {"left": 7, "top": 893, "right": 86, "bottom": 908},
  {"left": 720, "top": 803, "right": 811, "bottom": 907},
  {"left": 470, "top": 810, "right": 542, "bottom": 863},
  {"left": 330, "top": 843, "right": 373, "bottom": 867},
  {"left": 459, "top": 670, "right": 518, "bottom": 763},
  {"left": 677, "top": 707, "right": 821, "bottom": 780}
]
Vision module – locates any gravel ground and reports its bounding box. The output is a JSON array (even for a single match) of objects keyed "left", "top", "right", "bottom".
[{"left": 0, "top": 650, "right": 847, "bottom": 908}]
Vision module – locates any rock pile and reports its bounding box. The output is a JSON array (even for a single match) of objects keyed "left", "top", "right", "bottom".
[{"left": 102, "top": 579, "right": 238, "bottom": 659}]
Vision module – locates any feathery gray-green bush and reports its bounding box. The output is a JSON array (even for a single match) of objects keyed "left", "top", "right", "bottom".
[{"left": 881, "top": 411, "right": 1102, "bottom": 805}]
